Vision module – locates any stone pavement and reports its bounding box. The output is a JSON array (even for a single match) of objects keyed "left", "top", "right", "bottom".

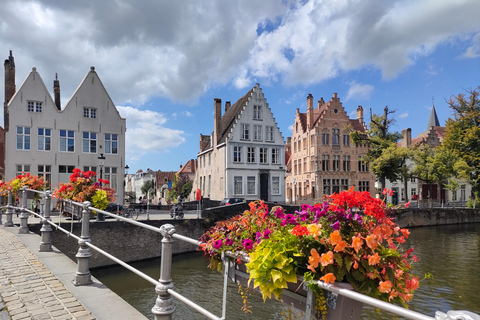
[{"left": 0, "top": 225, "right": 147, "bottom": 320}]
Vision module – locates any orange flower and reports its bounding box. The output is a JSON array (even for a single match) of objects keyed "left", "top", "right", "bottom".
[
  {"left": 320, "top": 273, "right": 336, "bottom": 284},
  {"left": 366, "top": 234, "right": 378, "bottom": 250},
  {"left": 330, "top": 230, "right": 342, "bottom": 245},
  {"left": 307, "top": 224, "right": 322, "bottom": 240},
  {"left": 368, "top": 252, "right": 381, "bottom": 265},
  {"left": 405, "top": 277, "right": 420, "bottom": 291},
  {"left": 353, "top": 260, "right": 359, "bottom": 269},
  {"left": 307, "top": 248, "right": 321, "bottom": 272},
  {"left": 351, "top": 236, "right": 363, "bottom": 253},
  {"left": 378, "top": 280, "right": 392, "bottom": 293},
  {"left": 320, "top": 251, "right": 334, "bottom": 267},
  {"left": 400, "top": 228, "right": 410, "bottom": 238},
  {"left": 334, "top": 240, "right": 347, "bottom": 252}
]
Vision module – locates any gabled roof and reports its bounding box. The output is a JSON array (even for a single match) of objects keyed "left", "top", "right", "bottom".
[
  {"left": 217, "top": 87, "right": 254, "bottom": 144},
  {"left": 177, "top": 159, "right": 196, "bottom": 175}
]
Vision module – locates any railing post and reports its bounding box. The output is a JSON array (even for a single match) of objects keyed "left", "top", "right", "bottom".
[
  {"left": 39, "top": 191, "right": 53, "bottom": 252},
  {"left": 73, "top": 201, "right": 93, "bottom": 286},
  {"left": 4, "top": 191, "right": 14, "bottom": 227},
  {"left": 152, "top": 224, "right": 176, "bottom": 319},
  {"left": 18, "top": 187, "right": 29, "bottom": 234}
]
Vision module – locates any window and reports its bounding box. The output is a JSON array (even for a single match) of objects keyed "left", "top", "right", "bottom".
[
  {"left": 343, "top": 155, "right": 350, "bottom": 171},
  {"left": 272, "top": 148, "right": 280, "bottom": 164},
  {"left": 298, "top": 161, "right": 302, "bottom": 174},
  {"left": 358, "top": 160, "right": 368, "bottom": 172},
  {"left": 28, "top": 101, "right": 42, "bottom": 112},
  {"left": 59, "top": 165, "right": 75, "bottom": 183},
  {"left": 208, "top": 153, "right": 211, "bottom": 166},
  {"left": 358, "top": 181, "right": 369, "bottom": 192},
  {"left": 16, "top": 164, "right": 30, "bottom": 176},
  {"left": 332, "top": 129, "right": 340, "bottom": 145},
  {"left": 332, "top": 179, "right": 340, "bottom": 194},
  {"left": 254, "top": 125, "right": 262, "bottom": 141},
  {"left": 104, "top": 167, "right": 117, "bottom": 192},
  {"left": 234, "top": 176, "right": 243, "bottom": 195},
  {"left": 272, "top": 176, "right": 280, "bottom": 195},
  {"left": 105, "top": 134, "right": 118, "bottom": 154},
  {"left": 241, "top": 124, "right": 250, "bottom": 140},
  {"left": 17, "top": 126, "right": 31, "bottom": 150},
  {"left": 294, "top": 160, "right": 297, "bottom": 174},
  {"left": 38, "top": 165, "right": 51, "bottom": 188},
  {"left": 411, "top": 188, "right": 417, "bottom": 198},
  {"left": 37, "top": 128, "right": 51, "bottom": 151},
  {"left": 310, "top": 135, "right": 315, "bottom": 145},
  {"left": 234, "top": 146, "right": 242, "bottom": 163},
  {"left": 266, "top": 126, "right": 274, "bottom": 142},
  {"left": 208, "top": 175, "right": 211, "bottom": 196},
  {"left": 259, "top": 148, "right": 268, "bottom": 164},
  {"left": 83, "top": 166, "right": 97, "bottom": 177},
  {"left": 410, "top": 177, "right": 416, "bottom": 183},
  {"left": 247, "top": 176, "right": 256, "bottom": 195},
  {"left": 298, "top": 140, "right": 301, "bottom": 150},
  {"left": 322, "top": 155, "right": 329, "bottom": 171},
  {"left": 322, "top": 133, "right": 329, "bottom": 145},
  {"left": 294, "top": 141, "right": 297, "bottom": 152},
  {"left": 333, "top": 155, "right": 340, "bottom": 171},
  {"left": 460, "top": 185, "right": 466, "bottom": 201},
  {"left": 60, "top": 130, "right": 75, "bottom": 152},
  {"left": 343, "top": 135, "right": 350, "bottom": 146},
  {"left": 84, "top": 107, "right": 96, "bottom": 118},
  {"left": 304, "top": 158, "right": 307, "bottom": 173},
  {"left": 247, "top": 147, "right": 255, "bottom": 163},
  {"left": 253, "top": 105, "right": 262, "bottom": 120},
  {"left": 82, "top": 132, "right": 97, "bottom": 153},
  {"left": 303, "top": 138, "right": 307, "bottom": 149},
  {"left": 323, "top": 179, "right": 331, "bottom": 195}
]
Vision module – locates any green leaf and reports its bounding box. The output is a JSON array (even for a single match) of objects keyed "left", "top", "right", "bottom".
[
  {"left": 334, "top": 253, "right": 343, "bottom": 268},
  {"left": 344, "top": 255, "right": 353, "bottom": 272},
  {"left": 271, "top": 269, "right": 283, "bottom": 283}
]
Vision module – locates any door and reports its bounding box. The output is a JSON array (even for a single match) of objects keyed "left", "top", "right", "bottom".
[{"left": 260, "top": 173, "right": 269, "bottom": 201}]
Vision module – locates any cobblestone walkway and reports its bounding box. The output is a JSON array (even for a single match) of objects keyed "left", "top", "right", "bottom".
[{"left": 0, "top": 228, "right": 96, "bottom": 320}]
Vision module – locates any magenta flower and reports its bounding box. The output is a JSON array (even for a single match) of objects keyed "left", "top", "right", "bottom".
[
  {"left": 263, "top": 228, "right": 271, "bottom": 239},
  {"left": 274, "top": 207, "right": 285, "bottom": 219},
  {"left": 242, "top": 239, "right": 253, "bottom": 250},
  {"left": 330, "top": 221, "right": 340, "bottom": 231},
  {"left": 224, "top": 238, "right": 233, "bottom": 246},
  {"left": 212, "top": 239, "right": 223, "bottom": 249}
]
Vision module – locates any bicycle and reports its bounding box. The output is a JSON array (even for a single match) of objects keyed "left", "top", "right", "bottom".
[{"left": 121, "top": 206, "right": 138, "bottom": 220}]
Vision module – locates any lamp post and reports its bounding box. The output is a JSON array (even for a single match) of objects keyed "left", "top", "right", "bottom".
[
  {"left": 124, "top": 165, "right": 129, "bottom": 205},
  {"left": 97, "top": 153, "right": 106, "bottom": 221}
]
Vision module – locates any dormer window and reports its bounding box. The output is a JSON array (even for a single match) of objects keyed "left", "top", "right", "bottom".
[
  {"left": 27, "top": 101, "right": 42, "bottom": 112},
  {"left": 84, "top": 107, "right": 96, "bottom": 118}
]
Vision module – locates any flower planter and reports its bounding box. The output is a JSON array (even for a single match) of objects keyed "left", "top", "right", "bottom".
[
  {"left": 61, "top": 201, "right": 82, "bottom": 217},
  {"left": 223, "top": 256, "right": 363, "bottom": 320}
]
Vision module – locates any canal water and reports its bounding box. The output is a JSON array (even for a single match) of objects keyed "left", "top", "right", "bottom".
[{"left": 92, "top": 223, "right": 480, "bottom": 319}]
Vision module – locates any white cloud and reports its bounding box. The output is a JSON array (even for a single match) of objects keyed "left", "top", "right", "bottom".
[
  {"left": 462, "top": 32, "right": 480, "bottom": 58},
  {"left": 345, "top": 81, "right": 374, "bottom": 101},
  {"left": 399, "top": 112, "right": 408, "bottom": 119},
  {"left": 117, "top": 106, "right": 185, "bottom": 164}
]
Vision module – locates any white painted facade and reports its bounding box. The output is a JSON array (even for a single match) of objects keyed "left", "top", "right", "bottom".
[{"left": 4, "top": 66, "right": 126, "bottom": 203}]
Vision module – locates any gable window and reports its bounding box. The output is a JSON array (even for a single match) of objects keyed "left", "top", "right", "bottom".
[
  {"left": 247, "top": 147, "right": 255, "bottom": 163},
  {"left": 59, "top": 130, "right": 75, "bottom": 152},
  {"left": 105, "top": 133, "right": 118, "bottom": 154},
  {"left": 259, "top": 148, "right": 268, "bottom": 164},
  {"left": 253, "top": 105, "right": 262, "bottom": 120},
  {"left": 254, "top": 125, "right": 262, "bottom": 141},
  {"left": 38, "top": 165, "right": 51, "bottom": 189},
  {"left": 234, "top": 176, "right": 243, "bottom": 195},
  {"left": 322, "top": 133, "right": 329, "bottom": 145},
  {"left": 17, "top": 126, "right": 31, "bottom": 150},
  {"left": 233, "top": 146, "right": 242, "bottom": 163},
  {"left": 247, "top": 176, "right": 256, "bottom": 195},
  {"left": 84, "top": 107, "right": 96, "bottom": 118},
  {"left": 27, "top": 101, "right": 42, "bottom": 112},
  {"left": 272, "top": 148, "right": 280, "bottom": 164},
  {"left": 82, "top": 132, "right": 97, "bottom": 153},
  {"left": 16, "top": 164, "right": 30, "bottom": 176},
  {"left": 37, "top": 128, "right": 51, "bottom": 151},
  {"left": 266, "top": 126, "right": 274, "bottom": 142},
  {"left": 241, "top": 124, "right": 250, "bottom": 140}
]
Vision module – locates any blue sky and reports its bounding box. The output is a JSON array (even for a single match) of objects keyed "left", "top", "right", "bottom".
[{"left": 1, "top": 0, "right": 479, "bottom": 173}]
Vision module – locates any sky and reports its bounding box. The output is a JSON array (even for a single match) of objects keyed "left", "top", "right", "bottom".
[{"left": 1, "top": 0, "right": 479, "bottom": 174}]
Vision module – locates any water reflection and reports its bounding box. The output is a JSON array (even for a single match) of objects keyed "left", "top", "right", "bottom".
[{"left": 93, "top": 223, "right": 480, "bottom": 320}]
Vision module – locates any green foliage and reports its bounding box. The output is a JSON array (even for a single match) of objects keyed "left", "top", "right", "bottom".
[
  {"left": 467, "top": 192, "right": 480, "bottom": 208},
  {"left": 181, "top": 181, "right": 193, "bottom": 199},
  {"left": 141, "top": 180, "right": 155, "bottom": 197}
]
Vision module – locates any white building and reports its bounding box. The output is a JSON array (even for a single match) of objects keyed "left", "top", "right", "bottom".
[
  {"left": 3, "top": 51, "right": 126, "bottom": 203},
  {"left": 195, "top": 84, "right": 286, "bottom": 203}
]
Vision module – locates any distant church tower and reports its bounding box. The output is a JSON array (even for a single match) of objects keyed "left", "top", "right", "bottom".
[{"left": 426, "top": 104, "right": 440, "bottom": 130}]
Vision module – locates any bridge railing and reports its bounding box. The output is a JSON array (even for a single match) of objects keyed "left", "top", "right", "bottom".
[{"left": 3, "top": 187, "right": 474, "bottom": 320}]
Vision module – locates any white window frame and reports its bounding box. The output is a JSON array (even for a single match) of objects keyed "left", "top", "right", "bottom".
[
  {"left": 259, "top": 147, "right": 268, "bottom": 164},
  {"left": 82, "top": 132, "right": 97, "bottom": 154},
  {"left": 105, "top": 133, "right": 118, "bottom": 154},
  {"left": 241, "top": 124, "right": 250, "bottom": 140},
  {"left": 247, "top": 147, "right": 255, "bottom": 163},
  {"left": 247, "top": 176, "right": 256, "bottom": 195},
  {"left": 17, "top": 126, "right": 31, "bottom": 150},
  {"left": 266, "top": 126, "right": 274, "bottom": 142},
  {"left": 105, "top": 167, "right": 118, "bottom": 192},
  {"left": 84, "top": 107, "right": 97, "bottom": 118},
  {"left": 272, "top": 148, "right": 280, "bottom": 164},
  {"left": 254, "top": 125, "right": 262, "bottom": 141},
  {"left": 59, "top": 165, "right": 75, "bottom": 183},
  {"left": 233, "top": 146, "right": 242, "bottom": 163},
  {"left": 253, "top": 105, "right": 262, "bottom": 120},
  {"left": 59, "top": 130, "right": 75, "bottom": 152},
  {"left": 28, "top": 101, "right": 42, "bottom": 112},
  {"left": 272, "top": 176, "right": 280, "bottom": 195},
  {"left": 15, "top": 164, "right": 31, "bottom": 176},
  {"left": 37, "top": 128, "right": 51, "bottom": 151},
  {"left": 234, "top": 176, "right": 243, "bottom": 195},
  {"left": 38, "top": 165, "right": 52, "bottom": 189}
]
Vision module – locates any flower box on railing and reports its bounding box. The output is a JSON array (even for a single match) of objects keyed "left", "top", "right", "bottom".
[{"left": 222, "top": 255, "right": 363, "bottom": 320}]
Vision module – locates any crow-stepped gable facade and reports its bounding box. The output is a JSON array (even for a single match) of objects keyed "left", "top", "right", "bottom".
[
  {"left": 3, "top": 51, "right": 126, "bottom": 203},
  {"left": 286, "top": 93, "right": 375, "bottom": 202},
  {"left": 195, "top": 84, "right": 286, "bottom": 202}
]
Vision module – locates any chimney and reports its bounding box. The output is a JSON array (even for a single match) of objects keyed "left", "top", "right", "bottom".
[
  {"left": 225, "top": 101, "right": 231, "bottom": 112},
  {"left": 307, "top": 94, "right": 313, "bottom": 129},
  {"left": 54, "top": 73, "right": 61, "bottom": 110},
  {"left": 356, "top": 105, "right": 364, "bottom": 124},
  {"left": 332, "top": 93, "right": 338, "bottom": 101},
  {"left": 318, "top": 98, "right": 324, "bottom": 108},
  {"left": 4, "top": 50, "right": 15, "bottom": 131},
  {"left": 401, "top": 128, "right": 412, "bottom": 147},
  {"left": 213, "top": 98, "right": 222, "bottom": 148}
]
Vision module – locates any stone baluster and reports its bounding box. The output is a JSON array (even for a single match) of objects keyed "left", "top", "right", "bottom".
[
  {"left": 73, "top": 201, "right": 93, "bottom": 286},
  {"left": 18, "top": 187, "right": 29, "bottom": 234},
  {"left": 152, "top": 224, "right": 176, "bottom": 319},
  {"left": 4, "top": 191, "right": 14, "bottom": 227},
  {"left": 39, "top": 191, "right": 53, "bottom": 252}
]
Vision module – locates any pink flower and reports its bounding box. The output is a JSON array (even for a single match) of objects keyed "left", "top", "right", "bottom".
[
  {"left": 242, "top": 239, "right": 253, "bottom": 250},
  {"left": 224, "top": 238, "right": 233, "bottom": 246},
  {"left": 212, "top": 239, "right": 223, "bottom": 249}
]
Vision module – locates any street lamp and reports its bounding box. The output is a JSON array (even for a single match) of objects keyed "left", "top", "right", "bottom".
[
  {"left": 97, "top": 153, "right": 106, "bottom": 221},
  {"left": 124, "top": 165, "right": 129, "bottom": 205}
]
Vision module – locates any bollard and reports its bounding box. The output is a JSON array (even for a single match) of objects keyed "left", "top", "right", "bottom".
[
  {"left": 73, "top": 201, "right": 93, "bottom": 286},
  {"left": 18, "top": 187, "right": 29, "bottom": 234},
  {"left": 4, "top": 191, "right": 14, "bottom": 227},
  {"left": 152, "top": 224, "right": 176, "bottom": 320},
  {"left": 39, "top": 191, "right": 53, "bottom": 252}
]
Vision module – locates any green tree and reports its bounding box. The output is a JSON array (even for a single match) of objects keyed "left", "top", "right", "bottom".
[
  {"left": 351, "top": 106, "right": 402, "bottom": 198},
  {"left": 141, "top": 180, "right": 155, "bottom": 199},
  {"left": 174, "top": 174, "right": 192, "bottom": 200},
  {"left": 442, "top": 87, "right": 480, "bottom": 196}
]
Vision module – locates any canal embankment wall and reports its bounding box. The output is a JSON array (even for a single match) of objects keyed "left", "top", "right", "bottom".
[{"left": 391, "top": 207, "right": 480, "bottom": 228}]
